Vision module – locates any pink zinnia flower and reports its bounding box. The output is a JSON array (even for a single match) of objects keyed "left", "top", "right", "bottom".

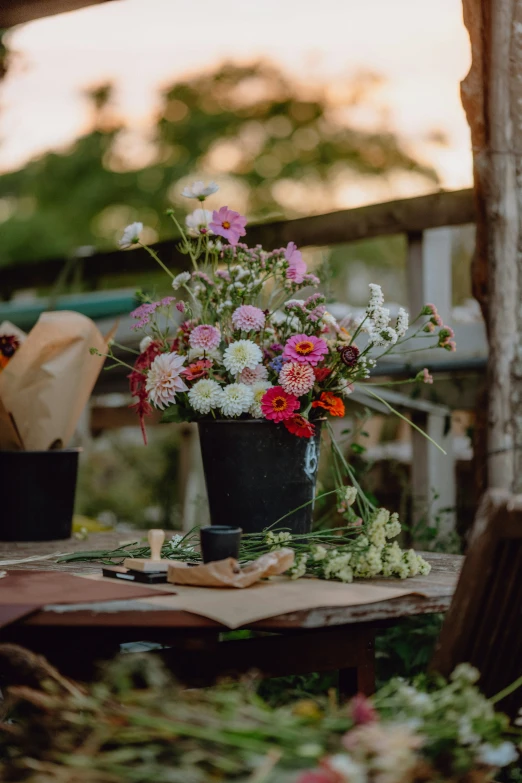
[
  {"left": 285, "top": 241, "right": 307, "bottom": 284},
  {"left": 239, "top": 364, "right": 269, "bottom": 385},
  {"left": 232, "top": 305, "right": 266, "bottom": 332},
  {"left": 279, "top": 362, "right": 315, "bottom": 396},
  {"left": 283, "top": 334, "right": 328, "bottom": 366},
  {"left": 209, "top": 206, "right": 247, "bottom": 246},
  {"left": 261, "top": 386, "right": 300, "bottom": 422},
  {"left": 189, "top": 324, "right": 221, "bottom": 351}
]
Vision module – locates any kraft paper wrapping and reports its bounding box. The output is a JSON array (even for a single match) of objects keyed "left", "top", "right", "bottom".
[
  {"left": 167, "top": 549, "right": 295, "bottom": 588},
  {"left": 133, "top": 575, "right": 428, "bottom": 628},
  {"left": 0, "top": 311, "right": 109, "bottom": 451}
]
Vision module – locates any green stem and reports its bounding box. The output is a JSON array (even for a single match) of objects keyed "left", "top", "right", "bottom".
[
  {"left": 361, "top": 386, "right": 447, "bottom": 455},
  {"left": 139, "top": 243, "right": 175, "bottom": 279},
  {"left": 490, "top": 674, "right": 522, "bottom": 705}
]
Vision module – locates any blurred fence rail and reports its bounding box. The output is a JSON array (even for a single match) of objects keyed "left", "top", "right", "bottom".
[{"left": 0, "top": 189, "right": 475, "bottom": 298}]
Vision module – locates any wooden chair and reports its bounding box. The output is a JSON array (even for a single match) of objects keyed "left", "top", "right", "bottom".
[{"left": 431, "top": 489, "right": 522, "bottom": 717}]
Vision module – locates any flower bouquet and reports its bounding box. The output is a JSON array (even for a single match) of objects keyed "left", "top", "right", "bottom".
[
  {"left": 2, "top": 653, "right": 521, "bottom": 783},
  {"left": 102, "top": 180, "right": 455, "bottom": 566}
]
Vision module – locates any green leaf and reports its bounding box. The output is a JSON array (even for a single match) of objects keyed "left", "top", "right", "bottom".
[
  {"left": 160, "top": 405, "right": 192, "bottom": 423},
  {"left": 350, "top": 443, "right": 366, "bottom": 455}
]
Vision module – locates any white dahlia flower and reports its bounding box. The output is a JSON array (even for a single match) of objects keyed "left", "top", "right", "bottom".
[
  {"left": 219, "top": 383, "right": 254, "bottom": 417},
  {"left": 249, "top": 381, "right": 273, "bottom": 418},
  {"left": 223, "top": 340, "right": 263, "bottom": 374},
  {"left": 188, "top": 378, "right": 222, "bottom": 414}
]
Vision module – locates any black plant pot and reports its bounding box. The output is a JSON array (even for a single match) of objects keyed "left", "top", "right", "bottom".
[
  {"left": 0, "top": 449, "right": 80, "bottom": 541},
  {"left": 198, "top": 419, "right": 322, "bottom": 535}
]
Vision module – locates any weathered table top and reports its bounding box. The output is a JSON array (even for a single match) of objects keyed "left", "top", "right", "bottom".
[{"left": 0, "top": 531, "right": 463, "bottom": 631}]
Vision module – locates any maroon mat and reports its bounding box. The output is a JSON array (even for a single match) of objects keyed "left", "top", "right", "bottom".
[{"left": 0, "top": 569, "right": 172, "bottom": 627}]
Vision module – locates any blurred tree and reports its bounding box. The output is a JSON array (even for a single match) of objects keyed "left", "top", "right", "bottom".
[{"left": 0, "top": 61, "right": 438, "bottom": 268}]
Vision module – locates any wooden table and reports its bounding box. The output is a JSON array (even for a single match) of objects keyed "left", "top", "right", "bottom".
[{"left": 0, "top": 532, "right": 463, "bottom": 693}]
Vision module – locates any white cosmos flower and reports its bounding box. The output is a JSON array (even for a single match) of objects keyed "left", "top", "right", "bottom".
[
  {"left": 181, "top": 180, "right": 219, "bottom": 200},
  {"left": 223, "top": 340, "right": 263, "bottom": 374},
  {"left": 188, "top": 378, "right": 222, "bottom": 414},
  {"left": 146, "top": 352, "right": 188, "bottom": 410},
  {"left": 219, "top": 383, "right": 254, "bottom": 417},
  {"left": 171, "top": 271, "right": 191, "bottom": 290},
  {"left": 119, "top": 222, "right": 143, "bottom": 248},
  {"left": 185, "top": 208, "right": 213, "bottom": 236},
  {"left": 249, "top": 381, "right": 272, "bottom": 418},
  {"left": 139, "top": 336, "right": 153, "bottom": 353}
]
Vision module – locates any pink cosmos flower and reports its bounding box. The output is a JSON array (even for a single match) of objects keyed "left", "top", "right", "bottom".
[
  {"left": 279, "top": 362, "right": 316, "bottom": 396},
  {"left": 209, "top": 206, "right": 247, "bottom": 246},
  {"left": 261, "top": 386, "right": 300, "bottom": 422},
  {"left": 239, "top": 364, "right": 269, "bottom": 385},
  {"left": 189, "top": 324, "right": 221, "bottom": 351},
  {"left": 232, "top": 305, "right": 266, "bottom": 332},
  {"left": 283, "top": 334, "right": 329, "bottom": 366},
  {"left": 285, "top": 241, "right": 307, "bottom": 284}
]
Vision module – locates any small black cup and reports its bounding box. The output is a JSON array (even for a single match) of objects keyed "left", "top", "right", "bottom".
[{"left": 200, "top": 525, "right": 242, "bottom": 563}]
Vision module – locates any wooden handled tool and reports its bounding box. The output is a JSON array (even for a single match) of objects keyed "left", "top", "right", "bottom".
[{"left": 123, "top": 529, "right": 170, "bottom": 572}]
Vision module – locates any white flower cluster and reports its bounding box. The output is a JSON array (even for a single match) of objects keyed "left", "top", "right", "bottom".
[
  {"left": 265, "top": 530, "right": 292, "bottom": 549},
  {"left": 288, "top": 552, "right": 308, "bottom": 580},
  {"left": 374, "top": 665, "right": 519, "bottom": 774},
  {"left": 302, "top": 508, "right": 430, "bottom": 583},
  {"left": 364, "top": 284, "right": 411, "bottom": 348}
]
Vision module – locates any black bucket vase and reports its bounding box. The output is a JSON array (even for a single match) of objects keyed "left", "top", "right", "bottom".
[
  {"left": 198, "top": 419, "right": 322, "bottom": 535},
  {"left": 0, "top": 449, "right": 80, "bottom": 541}
]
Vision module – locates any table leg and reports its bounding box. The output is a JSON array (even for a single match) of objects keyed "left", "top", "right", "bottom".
[{"left": 338, "top": 627, "right": 375, "bottom": 701}]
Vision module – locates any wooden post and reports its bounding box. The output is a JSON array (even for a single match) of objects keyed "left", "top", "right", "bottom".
[
  {"left": 461, "top": 0, "right": 522, "bottom": 492},
  {"left": 406, "top": 229, "right": 456, "bottom": 536}
]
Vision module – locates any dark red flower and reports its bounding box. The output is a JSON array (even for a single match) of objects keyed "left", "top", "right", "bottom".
[
  {"left": 128, "top": 341, "right": 163, "bottom": 443},
  {"left": 0, "top": 334, "right": 20, "bottom": 367},
  {"left": 313, "top": 366, "right": 332, "bottom": 382},
  {"left": 284, "top": 414, "right": 316, "bottom": 438},
  {"left": 338, "top": 344, "right": 360, "bottom": 367}
]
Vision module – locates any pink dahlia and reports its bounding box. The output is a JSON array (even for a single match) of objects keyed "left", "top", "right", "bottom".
[
  {"left": 232, "top": 304, "right": 266, "bottom": 332},
  {"left": 279, "top": 361, "right": 315, "bottom": 396},
  {"left": 261, "top": 386, "right": 300, "bottom": 422},
  {"left": 283, "top": 334, "right": 329, "bottom": 366},
  {"left": 239, "top": 364, "right": 269, "bottom": 385},
  {"left": 209, "top": 206, "right": 247, "bottom": 246},
  {"left": 189, "top": 324, "right": 221, "bottom": 351},
  {"left": 285, "top": 241, "right": 307, "bottom": 284}
]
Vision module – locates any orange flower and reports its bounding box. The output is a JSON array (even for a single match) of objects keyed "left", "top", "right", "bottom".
[{"left": 312, "top": 391, "right": 345, "bottom": 417}]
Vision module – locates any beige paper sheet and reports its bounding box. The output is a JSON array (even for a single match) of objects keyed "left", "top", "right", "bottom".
[
  {"left": 136, "top": 576, "right": 427, "bottom": 629},
  {"left": 0, "top": 311, "right": 108, "bottom": 450}
]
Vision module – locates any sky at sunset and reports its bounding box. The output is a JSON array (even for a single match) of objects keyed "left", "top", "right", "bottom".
[{"left": 0, "top": 0, "right": 472, "bottom": 205}]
